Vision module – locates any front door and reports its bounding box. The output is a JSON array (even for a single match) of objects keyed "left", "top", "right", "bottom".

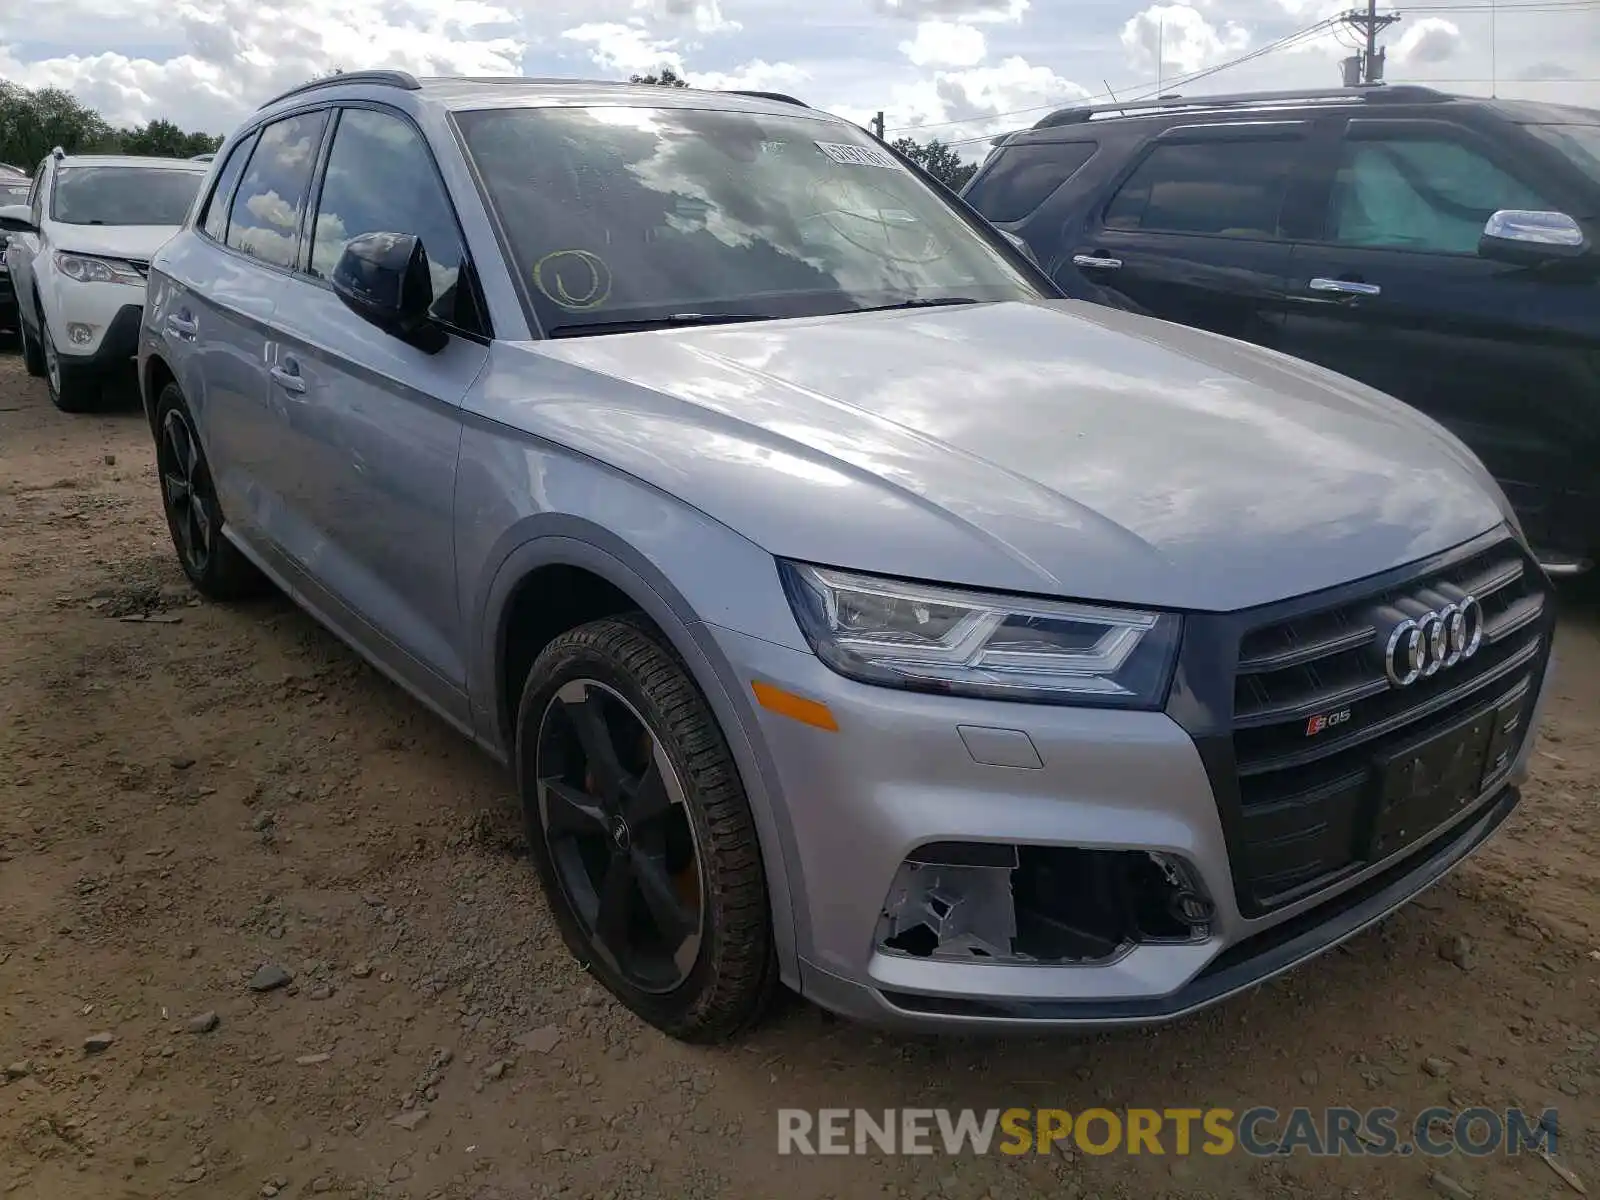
[
  {"left": 1068, "top": 122, "right": 1312, "bottom": 348},
  {"left": 1279, "top": 117, "right": 1600, "bottom": 561},
  {"left": 265, "top": 105, "right": 490, "bottom": 721}
]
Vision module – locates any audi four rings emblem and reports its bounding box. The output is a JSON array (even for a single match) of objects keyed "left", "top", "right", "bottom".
[{"left": 1382, "top": 596, "right": 1484, "bottom": 687}]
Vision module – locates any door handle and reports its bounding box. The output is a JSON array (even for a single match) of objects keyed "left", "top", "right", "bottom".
[
  {"left": 269, "top": 365, "right": 307, "bottom": 394},
  {"left": 1308, "top": 277, "right": 1381, "bottom": 297},
  {"left": 166, "top": 312, "right": 197, "bottom": 338},
  {"left": 1073, "top": 254, "right": 1123, "bottom": 270}
]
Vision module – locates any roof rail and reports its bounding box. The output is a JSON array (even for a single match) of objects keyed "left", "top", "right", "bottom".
[
  {"left": 723, "top": 89, "right": 810, "bottom": 108},
  {"left": 1029, "top": 84, "right": 1450, "bottom": 130},
  {"left": 257, "top": 69, "right": 421, "bottom": 112}
]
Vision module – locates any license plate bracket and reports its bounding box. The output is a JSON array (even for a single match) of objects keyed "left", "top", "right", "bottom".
[{"left": 1370, "top": 706, "right": 1498, "bottom": 861}]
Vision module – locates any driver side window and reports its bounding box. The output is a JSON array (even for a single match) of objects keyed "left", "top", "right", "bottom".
[
  {"left": 309, "top": 106, "right": 479, "bottom": 333},
  {"left": 1327, "top": 134, "right": 1556, "bottom": 255}
]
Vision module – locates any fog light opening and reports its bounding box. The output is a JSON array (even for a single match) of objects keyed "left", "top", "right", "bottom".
[
  {"left": 876, "top": 843, "right": 1213, "bottom": 965},
  {"left": 66, "top": 322, "right": 96, "bottom": 346}
]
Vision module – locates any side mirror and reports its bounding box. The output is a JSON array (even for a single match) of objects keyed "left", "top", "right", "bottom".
[
  {"left": 0, "top": 203, "right": 34, "bottom": 235},
  {"left": 1478, "top": 209, "right": 1588, "bottom": 266},
  {"left": 330, "top": 231, "right": 448, "bottom": 353},
  {"left": 1000, "top": 229, "right": 1042, "bottom": 268}
]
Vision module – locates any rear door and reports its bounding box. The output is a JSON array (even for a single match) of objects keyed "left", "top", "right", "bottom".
[
  {"left": 1068, "top": 122, "right": 1313, "bottom": 347},
  {"left": 187, "top": 110, "right": 331, "bottom": 538},
  {"left": 1278, "top": 116, "right": 1600, "bottom": 560},
  {"left": 263, "top": 103, "right": 490, "bottom": 720}
]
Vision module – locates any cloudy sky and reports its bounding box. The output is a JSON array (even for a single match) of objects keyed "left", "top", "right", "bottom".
[{"left": 1, "top": 0, "right": 1596, "bottom": 151}]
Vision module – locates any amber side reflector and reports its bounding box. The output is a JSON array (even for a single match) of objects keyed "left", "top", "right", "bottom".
[{"left": 751, "top": 681, "right": 839, "bottom": 732}]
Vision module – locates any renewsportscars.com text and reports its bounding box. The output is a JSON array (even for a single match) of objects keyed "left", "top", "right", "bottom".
[{"left": 777, "top": 1106, "right": 1559, "bottom": 1158}]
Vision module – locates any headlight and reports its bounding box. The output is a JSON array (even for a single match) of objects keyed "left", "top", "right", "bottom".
[
  {"left": 54, "top": 252, "right": 144, "bottom": 286},
  {"left": 778, "top": 561, "right": 1182, "bottom": 708}
]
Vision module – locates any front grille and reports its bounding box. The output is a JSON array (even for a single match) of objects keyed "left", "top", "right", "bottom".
[{"left": 1167, "top": 530, "right": 1554, "bottom": 917}]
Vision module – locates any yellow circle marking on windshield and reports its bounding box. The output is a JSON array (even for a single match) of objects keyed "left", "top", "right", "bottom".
[{"left": 533, "top": 250, "right": 612, "bottom": 311}]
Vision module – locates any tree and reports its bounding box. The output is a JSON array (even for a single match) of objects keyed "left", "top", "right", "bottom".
[
  {"left": 629, "top": 67, "right": 690, "bottom": 87},
  {"left": 117, "top": 118, "right": 219, "bottom": 158},
  {"left": 0, "top": 82, "right": 219, "bottom": 169},
  {"left": 0, "top": 82, "right": 115, "bottom": 168},
  {"left": 890, "top": 136, "right": 977, "bottom": 192}
]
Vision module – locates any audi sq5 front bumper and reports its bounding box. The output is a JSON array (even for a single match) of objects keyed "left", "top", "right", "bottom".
[{"left": 722, "top": 529, "right": 1553, "bottom": 1032}]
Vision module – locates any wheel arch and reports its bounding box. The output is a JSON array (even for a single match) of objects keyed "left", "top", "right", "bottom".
[
  {"left": 475, "top": 518, "right": 807, "bottom": 989},
  {"left": 141, "top": 350, "right": 177, "bottom": 439}
]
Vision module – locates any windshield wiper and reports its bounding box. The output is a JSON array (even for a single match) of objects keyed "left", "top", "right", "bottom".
[
  {"left": 546, "top": 312, "right": 778, "bottom": 338},
  {"left": 849, "top": 296, "right": 986, "bottom": 315}
]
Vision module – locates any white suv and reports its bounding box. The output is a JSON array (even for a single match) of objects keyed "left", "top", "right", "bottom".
[{"left": 0, "top": 151, "right": 208, "bottom": 411}]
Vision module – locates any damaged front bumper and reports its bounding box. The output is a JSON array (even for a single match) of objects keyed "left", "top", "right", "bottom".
[{"left": 710, "top": 622, "right": 1536, "bottom": 1033}]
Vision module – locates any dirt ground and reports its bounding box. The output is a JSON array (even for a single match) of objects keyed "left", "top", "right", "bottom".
[{"left": 0, "top": 347, "right": 1596, "bottom": 1200}]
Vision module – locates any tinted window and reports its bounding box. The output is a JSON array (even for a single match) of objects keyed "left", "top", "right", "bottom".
[
  {"left": 226, "top": 110, "right": 329, "bottom": 269},
  {"left": 50, "top": 165, "right": 204, "bottom": 226},
  {"left": 1104, "top": 138, "right": 1296, "bottom": 237},
  {"left": 964, "top": 142, "right": 1097, "bottom": 223},
  {"left": 310, "top": 108, "right": 469, "bottom": 327},
  {"left": 201, "top": 131, "right": 257, "bottom": 242},
  {"left": 1328, "top": 134, "right": 1557, "bottom": 254},
  {"left": 1526, "top": 123, "right": 1600, "bottom": 188},
  {"left": 455, "top": 106, "right": 1040, "bottom": 335}
]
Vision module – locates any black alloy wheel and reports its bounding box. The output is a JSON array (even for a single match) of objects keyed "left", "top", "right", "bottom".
[
  {"left": 152, "top": 383, "right": 267, "bottom": 600},
  {"left": 516, "top": 617, "right": 777, "bottom": 1042},
  {"left": 535, "top": 677, "right": 706, "bottom": 993},
  {"left": 158, "top": 406, "right": 214, "bottom": 578}
]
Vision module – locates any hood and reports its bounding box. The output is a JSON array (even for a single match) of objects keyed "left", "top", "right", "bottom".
[
  {"left": 53, "top": 224, "right": 180, "bottom": 261},
  {"left": 485, "top": 299, "right": 1512, "bottom": 612}
]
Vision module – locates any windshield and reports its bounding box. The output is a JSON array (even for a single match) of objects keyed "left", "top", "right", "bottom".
[
  {"left": 50, "top": 165, "right": 205, "bottom": 226},
  {"left": 1527, "top": 123, "right": 1600, "bottom": 189},
  {"left": 454, "top": 105, "right": 1040, "bottom": 333},
  {"left": 1, "top": 181, "right": 28, "bottom": 201}
]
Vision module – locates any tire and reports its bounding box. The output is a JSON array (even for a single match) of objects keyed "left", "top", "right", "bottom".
[
  {"left": 18, "top": 307, "right": 45, "bottom": 377},
  {"left": 153, "top": 382, "right": 268, "bottom": 600},
  {"left": 39, "top": 302, "right": 100, "bottom": 412},
  {"left": 516, "top": 616, "right": 778, "bottom": 1043}
]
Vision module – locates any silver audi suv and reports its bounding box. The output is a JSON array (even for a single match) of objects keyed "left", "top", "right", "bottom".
[{"left": 138, "top": 71, "right": 1555, "bottom": 1042}]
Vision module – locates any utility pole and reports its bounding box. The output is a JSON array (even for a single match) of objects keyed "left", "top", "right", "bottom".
[
  {"left": 871, "top": 111, "right": 885, "bottom": 140},
  {"left": 1339, "top": 0, "right": 1401, "bottom": 85}
]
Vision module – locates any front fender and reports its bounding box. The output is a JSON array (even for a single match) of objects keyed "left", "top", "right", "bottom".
[{"left": 470, "top": 517, "right": 809, "bottom": 990}]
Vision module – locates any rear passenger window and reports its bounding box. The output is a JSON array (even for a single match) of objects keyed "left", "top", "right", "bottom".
[
  {"left": 200, "top": 131, "right": 257, "bottom": 242},
  {"left": 1104, "top": 138, "right": 1297, "bottom": 238},
  {"left": 964, "top": 142, "right": 1097, "bottom": 223},
  {"left": 225, "top": 110, "right": 329, "bottom": 269}
]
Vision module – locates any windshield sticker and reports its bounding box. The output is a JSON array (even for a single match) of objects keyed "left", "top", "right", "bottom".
[
  {"left": 815, "top": 141, "right": 903, "bottom": 170},
  {"left": 533, "top": 249, "right": 612, "bottom": 311}
]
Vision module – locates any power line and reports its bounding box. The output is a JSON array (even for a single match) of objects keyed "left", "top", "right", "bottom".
[
  {"left": 882, "top": 0, "right": 1598, "bottom": 139},
  {"left": 894, "top": 15, "right": 1344, "bottom": 142}
]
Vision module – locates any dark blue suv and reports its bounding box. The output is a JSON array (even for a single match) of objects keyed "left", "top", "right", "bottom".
[{"left": 963, "top": 86, "right": 1600, "bottom": 575}]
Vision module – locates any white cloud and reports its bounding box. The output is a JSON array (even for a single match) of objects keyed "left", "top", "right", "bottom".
[
  {"left": 1393, "top": 17, "right": 1463, "bottom": 67},
  {"left": 688, "top": 59, "right": 811, "bottom": 92},
  {"left": 634, "top": 0, "right": 740, "bottom": 35},
  {"left": 562, "top": 21, "right": 685, "bottom": 77},
  {"left": 0, "top": 0, "right": 525, "bottom": 131},
  {"left": 901, "top": 20, "right": 987, "bottom": 68},
  {"left": 1121, "top": 4, "right": 1250, "bottom": 78},
  {"left": 874, "top": 0, "right": 1028, "bottom": 22},
  {"left": 0, "top": 0, "right": 1593, "bottom": 146}
]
